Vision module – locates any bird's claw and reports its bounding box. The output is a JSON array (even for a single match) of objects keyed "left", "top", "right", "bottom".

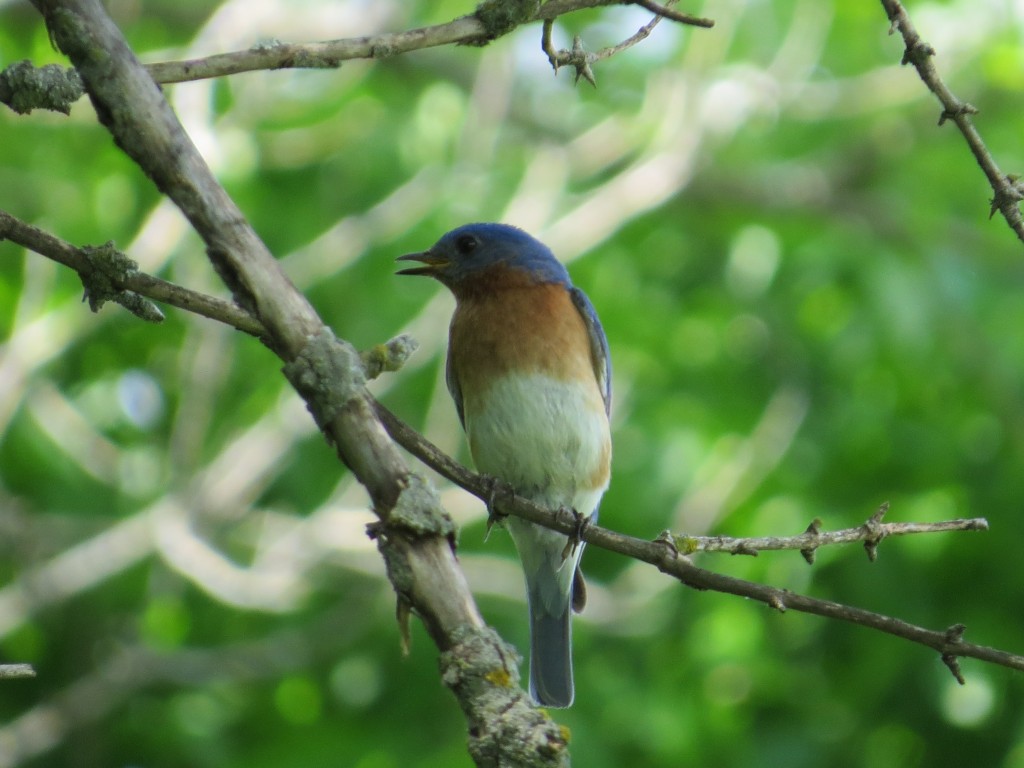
[
  {"left": 482, "top": 474, "right": 507, "bottom": 542},
  {"left": 560, "top": 507, "right": 591, "bottom": 561}
]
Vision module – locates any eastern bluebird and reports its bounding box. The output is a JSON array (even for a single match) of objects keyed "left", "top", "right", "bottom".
[{"left": 398, "top": 223, "right": 612, "bottom": 707}]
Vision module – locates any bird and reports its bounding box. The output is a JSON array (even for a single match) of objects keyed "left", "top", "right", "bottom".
[{"left": 397, "top": 223, "right": 611, "bottom": 707}]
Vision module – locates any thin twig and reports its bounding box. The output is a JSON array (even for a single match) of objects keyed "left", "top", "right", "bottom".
[
  {"left": 672, "top": 511, "right": 988, "bottom": 560},
  {"left": 599, "top": 13, "right": 666, "bottom": 59},
  {"left": 117, "top": 1, "right": 713, "bottom": 87},
  {"left": 879, "top": 0, "right": 1024, "bottom": 244},
  {"left": 631, "top": 0, "right": 714, "bottom": 28},
  {"left": 0, "top": 208, "right": 264, "bottom": 337},
  {"left": 0, "top": 208, "right": 422, "bottom": 377},
  {"left": 542, "top": 11, "right": 668, "bottom": 84},
  {"left": 541, "top": 0, "right": 714, "bottom": 84}
]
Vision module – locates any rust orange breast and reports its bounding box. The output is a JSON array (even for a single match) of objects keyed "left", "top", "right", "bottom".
[{"left": 448, "top": 283, "right": 599, "bottom": 399}]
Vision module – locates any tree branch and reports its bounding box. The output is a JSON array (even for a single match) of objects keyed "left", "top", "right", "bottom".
[
  {"left": 539, "top": 0, "right": 713, "bottom": 84},
  {"left": 0, "top": 207, "right": 422, "bottom": 379},
  {"left": 145, "top": 0, "right": 713, "bottom": 85},
  {"left": 372, "top": 401, "right": 1023, "bottom": 680},
  {"left": 3, "top": 0, "right": 714, "bottom": 115},
  {"left": 542, "top": 13, "right": 656, "bottom": 85},
  {"left": 879, "top": 0, "right": 1024, "bottom": 244},
  {"left": 144, "top": 15, "right": 489, "bottom": 84},
  {"left": 0, "top": 209, "right": 263, "bottom": 336}
]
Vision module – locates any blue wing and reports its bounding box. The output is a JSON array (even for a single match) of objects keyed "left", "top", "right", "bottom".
[
  {"left": 445, "top": 351, "right": 465, "bottom": 428},
  {"left": 569, "top": 286, "right": 611, "bottom": 415}
]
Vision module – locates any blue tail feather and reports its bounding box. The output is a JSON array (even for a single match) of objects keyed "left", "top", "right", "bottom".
[{"left": 529, "top": 604, "right": 574, "bottom": 707}]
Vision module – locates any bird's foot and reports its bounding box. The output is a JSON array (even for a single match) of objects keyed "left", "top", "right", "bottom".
[
  {"left": 481, "top": 474, "right": 508, "bottom": 542},
  {"left": 560, "top": 507, "right": 591, "bottom": 561}
]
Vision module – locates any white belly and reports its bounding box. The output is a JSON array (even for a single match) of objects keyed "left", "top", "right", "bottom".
[{"left": 464, "top": 372, "right": 610, "bottom": 516}]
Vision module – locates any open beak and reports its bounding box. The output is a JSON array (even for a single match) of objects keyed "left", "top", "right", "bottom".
[{"left": 396, "top": 250, "right": 448, "bottom": 277}]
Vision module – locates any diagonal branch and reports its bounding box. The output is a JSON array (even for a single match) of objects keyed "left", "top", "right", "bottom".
[
  {"left": 879, "top": 0, "right": 1024, "bottom": 244},
  {"left": 28, "top": 2, "right": 564, "bottom": 765}
]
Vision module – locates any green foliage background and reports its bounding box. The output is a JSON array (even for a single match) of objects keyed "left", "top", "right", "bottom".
[{"left": 1, "top": 1, "right": 1023, "bottom": 766}]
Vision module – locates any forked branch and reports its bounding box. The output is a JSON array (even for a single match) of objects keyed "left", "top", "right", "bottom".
[{"left": 879, "top": 0, "right": 1024, "bottom": 243}]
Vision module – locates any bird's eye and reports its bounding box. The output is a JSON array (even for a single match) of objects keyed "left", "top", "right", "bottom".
[{"left": 455, "top": 234, "right": 479, "bottom": 254}]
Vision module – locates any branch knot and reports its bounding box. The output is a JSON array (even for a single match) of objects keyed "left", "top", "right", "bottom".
[
  {"left": 79, "top": 241, "right": 164, "bottom": 322},
  {"left": 938, "top": 101, "right": 978, "bottom": 126},
  {"left": 800, "top": 518, "right": 823, "bottom": 564},
  {"left": 989, "top": 176, "right": 1024, "bottom": 219},
  {"left": 901, "top": 40, "right": 936, "bottom": 66},
  {"left": 360, "top": 334, "right": 419, "bottom": 380},
  {"left": 861, "top": 502, "right": 889, "bottom": 562},
  {"left": 282, "top": 327, "right": 366, "bottom": 433},
  {"left": 386, "top": 473, "right": 457, "bottom": 541},
  {"left": 474, "top": 0, "right": 542, "bottom": 42},
  {"left": 0, "top": 59, "right": 83, "bottom": 115}
]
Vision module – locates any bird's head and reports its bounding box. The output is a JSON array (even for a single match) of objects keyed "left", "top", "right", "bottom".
[{"left": 397, "top": 223, "right": 570, "bottom": 295}]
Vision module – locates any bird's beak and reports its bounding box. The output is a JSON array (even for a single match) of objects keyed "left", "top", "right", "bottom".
[{"left": 396, "top": 250, "right": 448, "bottom": 277}]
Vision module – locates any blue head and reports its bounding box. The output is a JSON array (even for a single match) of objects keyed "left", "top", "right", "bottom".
[{"left": 397, "top": 223, "right": 571, "bottom": 296}]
